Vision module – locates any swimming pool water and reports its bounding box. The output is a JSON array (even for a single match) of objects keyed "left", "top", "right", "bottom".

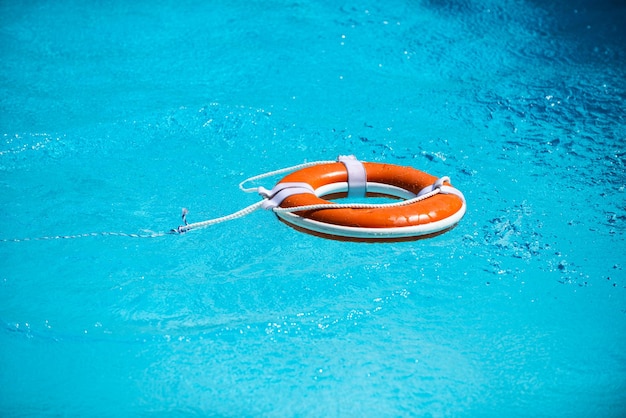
[{"left": 1, "top": 0, "right": 625, "bottom": 416}]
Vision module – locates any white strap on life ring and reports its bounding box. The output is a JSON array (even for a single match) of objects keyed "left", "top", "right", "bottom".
[
  {"left": 337, "top": 155, "right": 367, "bottom": 198},
  {"left": 257, "top": 182, "right": 315, "bottom": 209},
  {"left": 417, "top": 176, "right": 466, "bottom": 202}
]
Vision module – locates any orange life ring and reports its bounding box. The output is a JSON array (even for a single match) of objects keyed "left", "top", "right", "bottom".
[{"left": 259, "top": 157, "right": 466, "bottom": 242}]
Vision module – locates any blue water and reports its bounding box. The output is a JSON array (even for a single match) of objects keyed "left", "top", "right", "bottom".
[{"left": 1, "top": 0, "right": 625, "bottom": 416}]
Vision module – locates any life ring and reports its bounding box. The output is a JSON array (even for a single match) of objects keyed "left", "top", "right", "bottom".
[{"left": 257, "top": 156, "right": 466, "bottom": 242}]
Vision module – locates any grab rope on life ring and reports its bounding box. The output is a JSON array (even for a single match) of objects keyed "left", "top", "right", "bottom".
[{"left": 177, "top": 155, "right": 466, "bottom": 242}]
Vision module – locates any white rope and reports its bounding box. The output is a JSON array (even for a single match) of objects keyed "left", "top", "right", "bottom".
[
  {"left": 1, "top": 230, "right": 169, "bottom": 243},
  {"left": 272, "top": 189, "right": 441, "bottom": 212},
  {"left": 176, "top": 177, "right": 460, "bottom": 234},
  {"left": 176, "top": 160, "right": 338, "bottom": 233},
  {"left": 175, "top": 160, "right": 336, "bottom": 234},
  {"left": 175, "top": 200, "right": 265, "bottom": 233},
  {"left": 1, "top": 161, "right": 333, "bottom": 242},
  {"left": 239, "top": 160, "right": 335, "bottom": 193}
]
